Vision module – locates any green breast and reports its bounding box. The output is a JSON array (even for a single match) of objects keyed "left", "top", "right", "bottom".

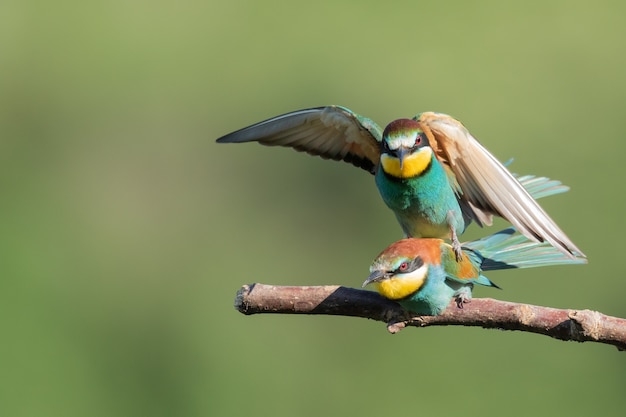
[{"left": 375, "top": 158, "right": 465, "bottom": 237}]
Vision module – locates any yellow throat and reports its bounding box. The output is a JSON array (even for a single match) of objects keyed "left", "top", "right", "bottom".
[
  {"left": 380, "top": 147, "right": 433, "bottom": 179},
  {"left": 370, "top": 266, "right": 428, "bottom": 300}
]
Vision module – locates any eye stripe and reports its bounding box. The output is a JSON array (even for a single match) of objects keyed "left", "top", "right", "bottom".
[{"left": 394, "top": 256, "right": 424, "bottom": 274}]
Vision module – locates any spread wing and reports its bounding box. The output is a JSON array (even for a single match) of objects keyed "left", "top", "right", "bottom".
[
  {"left": 216, "top": 106, "right": 382, "bottom": 174},
  {"left": 415, "top": 112, "right": 585, "bottom": 259}
]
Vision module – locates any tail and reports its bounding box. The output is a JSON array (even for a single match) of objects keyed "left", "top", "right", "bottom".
[
  {"left": 515, "top": 173, "right": 570, "bottom": 200},
  {"left": 504, "top": 158, "right": 571, "bottom": 200},
  {"left": 463, "top": 228, "right": 587, "bottom": 271}
]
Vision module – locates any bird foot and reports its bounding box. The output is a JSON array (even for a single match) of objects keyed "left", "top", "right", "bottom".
[
  {"left": 455, "top": 296, "right": 471, "bottom": 309},
  {"left": 454, "top": 287, "right": 473, "bottom": 309},
  {"left": 447, "top": 211, "right": 463, "bottom": 261},
  {"left": 452, "top": 238, "right": 464, "bottom": 262}
]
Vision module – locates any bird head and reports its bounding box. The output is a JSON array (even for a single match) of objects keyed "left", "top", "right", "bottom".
[
  {"left": 363, "top": 239, "right": 439, "bottom": 300},
  {"left": 380, "top": 119, "right": 433, "bottom": 179}
]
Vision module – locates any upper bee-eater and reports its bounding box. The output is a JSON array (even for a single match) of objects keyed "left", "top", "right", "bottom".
[
  {"left": 362, "top": 227, "right": 587, "bottom": 315},
  {"left": 216, "top": 106, "right": 584, "bottom": 259}
]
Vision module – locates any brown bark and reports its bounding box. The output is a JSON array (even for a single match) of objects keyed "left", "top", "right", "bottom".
[{"left": 235, "top": 283, "right": 626, "bottom": 351}]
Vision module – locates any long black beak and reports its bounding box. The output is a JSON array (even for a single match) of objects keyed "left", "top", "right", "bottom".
[{"left": 362, "top": 270, "right": 387, "bottom": 288}]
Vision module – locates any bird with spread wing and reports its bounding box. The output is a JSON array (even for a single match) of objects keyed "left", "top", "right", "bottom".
[{"left": 216, "top": 105, "right": 585, "bottom": 260}]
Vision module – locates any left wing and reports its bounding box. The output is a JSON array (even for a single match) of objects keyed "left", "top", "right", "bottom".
[
  {"left": 415, "top": 112, "right": 585, "bottom": 259},
  {"left": 216, "top": 106, "right": 383, "bottom": 174}
]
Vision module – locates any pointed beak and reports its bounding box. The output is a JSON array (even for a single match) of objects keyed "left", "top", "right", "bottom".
[
  {"left": 362, "top": 270, "right": 387, "bottom": 288},
  {"left": 394, "top": 147, "right": 410, "bottom": 171}
]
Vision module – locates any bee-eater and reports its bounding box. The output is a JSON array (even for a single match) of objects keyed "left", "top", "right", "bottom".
[
  {"left": 362, "top": 227, "right": 587, "bottom": 315},
  {"left": 216, "top": 106, "right": 584, "bottom": 259}
]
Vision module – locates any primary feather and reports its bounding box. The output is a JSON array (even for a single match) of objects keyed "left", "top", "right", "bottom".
[{"left": 217, "top": 106, "right": 382, "bottom": 173}]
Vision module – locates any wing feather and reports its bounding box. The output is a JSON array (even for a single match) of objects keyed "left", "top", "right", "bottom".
[
  {"left": 416, "top": 112, "right": 584, "bottom": 258},
  {"left": 216, "top": 106, "right": 382, "bottom": 174}
]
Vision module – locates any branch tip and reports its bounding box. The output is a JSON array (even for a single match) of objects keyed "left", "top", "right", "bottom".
[{"left": 387, "top": 321, "right": 407, "bottom": 334}]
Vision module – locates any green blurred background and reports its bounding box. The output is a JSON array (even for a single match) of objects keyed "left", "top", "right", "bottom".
[{"left": 2, "top": 1, "right": 625, "bottom": 416}]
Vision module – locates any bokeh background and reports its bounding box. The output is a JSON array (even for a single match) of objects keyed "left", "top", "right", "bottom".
[{"left": 2, "top": 1, "right": 625, "bottom": 416}]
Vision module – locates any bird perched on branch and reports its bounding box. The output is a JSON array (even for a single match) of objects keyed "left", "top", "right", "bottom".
[
  {"left": 362, "top": 227, "right": 587, "bottom": 316},
  {"left": 216, "top": 105, "right": 584, "bottom": 260}
]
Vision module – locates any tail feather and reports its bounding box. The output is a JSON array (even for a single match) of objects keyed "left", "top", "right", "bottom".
[
  {"left": 515, "top": 174, "right": 570, "bottom": 200},
  {"left": 463, "top": 227, "right": 587, "bottom": 271}
]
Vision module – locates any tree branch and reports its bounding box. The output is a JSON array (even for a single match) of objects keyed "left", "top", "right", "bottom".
[{"left": 234, "top": 283, "right": 626, "bottom": 351}]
